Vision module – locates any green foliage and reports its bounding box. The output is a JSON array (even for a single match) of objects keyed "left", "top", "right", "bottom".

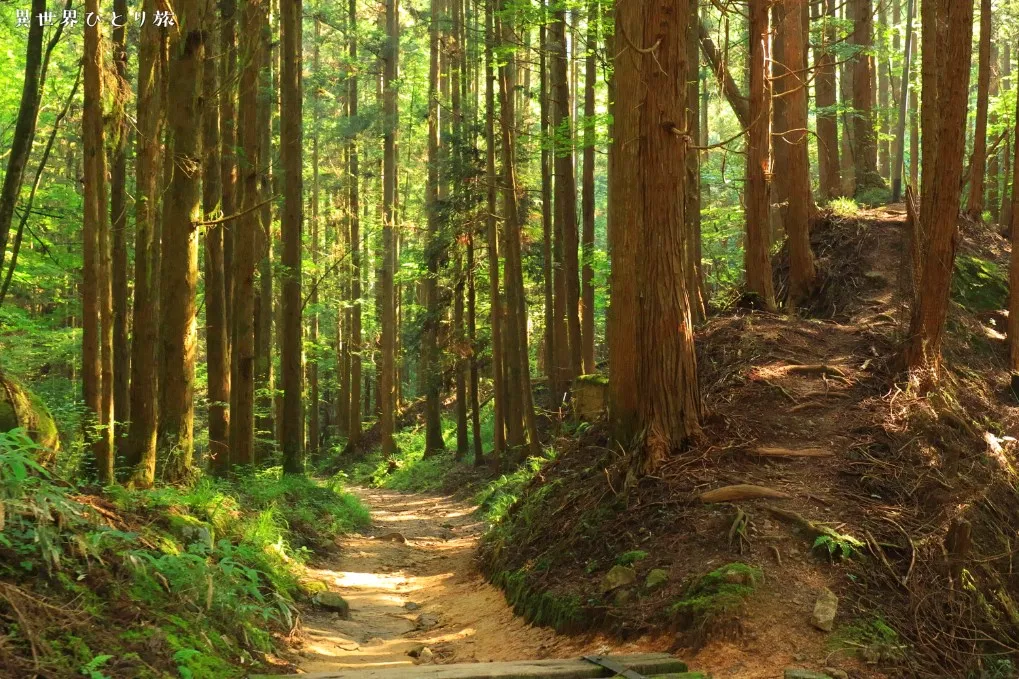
[
  {"left": 953, "top": 254, "right": 1009, "bottom": 312},
  {"left": 491, "top": 568, "right": 584, "bottom": 631},
  {"left": 829, "top": 197, "right": 862, "bottom": 219},
  {"left": 475, "top": 450, "right": 557, "bottom": 525},
  {"left": 831, "top": 615, "right": 907, "bottom": 664},
  {"left": 812, "top": 532, "right": 864, "bottom": 561},
  {"left": 856, "top": 187, "right": 891, "bottom": 207}
]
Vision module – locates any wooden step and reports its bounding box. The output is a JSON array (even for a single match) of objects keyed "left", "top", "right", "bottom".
[{"left": 257, "top": 653, "right": 689, "bottom": 679}]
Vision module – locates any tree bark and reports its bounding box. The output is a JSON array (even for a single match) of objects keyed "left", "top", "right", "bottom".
[
  {"left": 203, "top": 5, "right": 230, "bottom": 474},
  {"left": 745, "top": 0, "right": 777, "bottom": 310},
  {"left": 540, "top": 2, "right": 555, "bottom": 393},
  {"left": 581, "top": 0, "right": 597, "bottom": 370},
  {"left": 697, "top": 21, "right": 750, "bottom": 129},
  {"left": 902, "top": 0, "right": 974, "bottom": 376},
  {"left": 774, "top": 0, "right": 816, "bottom": 308},
  {"left": 891, "top": 0, "right": 915, "bottom": 203},
  {"left": 966, "top": 0, "right": 993, "bottom": 220},
  {"left": 550, "top": 4, "right": 583, "bottom": 386},
  {"left": 111, "top": 0, "right": 131, "bottom": 433},
  {"left": 159, "top": 0, "right": 204, "bottom": 482},
  {"left": 221, "top": 0, "right": 237, "bottom": 336},
  {"left": 851, "top": 0, "right": 882, "bottom": 192},
  {"left": 348, "top": 0, "right": 363, "bottom": 447},
  {"left": 988, "top": 42, "right": 1000, "bottom": 223},
  {"left": 83, "top": 0, "right": 114, "bottom": 484},
  {"left": 229, "top": 0, "right": 266, "bottom": 468},
  {"left": 126, "top": 0, "right": 163, "bottom": 486},
  {"left": 308, "top": 17, "right": 321, "bottom": 458},
  {"left": 614, "top": 0, "right": 702, "bottom": 475},
  {"left": 877, "top": 0, "right": 890, "bottom": 178},
  {"left": 380, "top": 0, "right": 400, "bottom": 456},
  {"left": 685, "top": 0, "right": 704, "bottom": 322}
]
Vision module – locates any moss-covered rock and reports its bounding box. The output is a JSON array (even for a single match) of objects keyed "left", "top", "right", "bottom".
[
  {"left": 573, "top": 373, "right": 608, "bottom": 420},
  {"left": 167, "top": 513, "right": 216, "bottom": 551},
  {"left": 0, "top": 368, "right": 59, "bottom": 463}
]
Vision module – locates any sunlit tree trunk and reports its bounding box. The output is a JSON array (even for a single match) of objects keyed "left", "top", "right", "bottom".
[
  {"left": 485, "top": 0, "right": 505, "bottom": 466},
  {"left": 380, "top": 0, "right": 400, "bottom": 456},
  {"left": 878, "top": 0, "right": 890, "bottom": 178},
  {"left": 966, "top": 0, "right": 993, "bottom": 220},
  {"left": 348, "top": 0, "right": 363, "bottom": 447},
  {"left": 814, "top": 0, "right": 841, "bottom": 200},
  {"left": 580, "top": 0, "right": 598, "bottom": 370},
  {"left": 685, "top": 0, "right": 704, "bottom": 322},
  {"left": 83, "top": 0, "right": 114, "bottom": 483},
  {"left": 307, "top": 17, "right": 321, "bottom": 458},
  {"left": 229, "top": 0, "right": 266, "bottom": 468},
  {"left": 159, "top": 0, "right": 204, "bottom": 482},
  {"left": 613, "top": 0, "right": 701, "bottom": 475},
  {"left": 851, "top": 0, "right": 881, "bottom": 192},
  {"left": 988, "top": 42, "right": 1000, "bottom": 223},
  {"left": 891, "top": 0, "right": 915, "bottom": 203},
  {"left": 126, "top": 0, "right": 163, "bottom": 486},
  {"left": 902, "top": 0, "right": 974, "bottom": 377},
  {"left": 221, "top": 0, "right": 237, "bottom": 339}
]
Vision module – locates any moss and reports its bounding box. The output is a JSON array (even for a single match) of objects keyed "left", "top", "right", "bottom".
[
  {"left": 492, "top": 568, "right": 586, "bottom": 632},
  {"left": 616, "top": 550, "right": 649, "bottom": 566},
  {"left": 671, "top": 562, "right": 762, "bottom": 630},
  {"left": 0, "top": 369, "right": 60, "bottom": 461},
  {"left": 575, "top": 373, "right": 609, "bottom": 386},
  {"left": 952, "top": 254, "right": 1008, "bottom": 312}
]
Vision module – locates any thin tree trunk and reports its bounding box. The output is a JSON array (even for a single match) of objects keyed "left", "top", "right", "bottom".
[
  {"left": 851, "top": 0, "right": 881, "bottom": 192},
  {"left": 891, "top": 0, "right": 915, "bottom": 203},
  {"left": 698, "top": 21, "right": 750, "bottom": 128},
  {"left": 1009, "top": 86, "right": 1019, "bottom": 368},
  {"left": 126, "top": 0, "right": 163, "bottom": 486},
  {"left": 814, "top": 0, "right": 841, "bottom": 200},
  {"left": 380, "top": 0, "right": 399, "bottom": 456},
  {"left": 540, "top": 3, "right": 555, "bottom": 391},
  {"left": 685, "top": 0, "right": 704, "bottom": 322},
  {"left": 581, "top": 0, "right": 598, "bottom": 365},
  {"left": 280, "top": 0, "right": 304, "bottom": 474},
  {"left": 878, "top": 0, "right": 890, "bottom": 178},
  {"left": 988, "top": 42, "right": 1000, "bottom": 223},
  {"left": 308, "top": 17, "right": 321, "bottom": 458},
  {"left": 348, "top": 0, "right": 363, "bottom": 447},
  {"left": 550, "top": 4, "right": 583, "bottom": 384},
  {"left": 83, "top": 0, "right": 113, "bottom": 483},
  {"left": 203, "top": 7, "right": 230, "bottom": 474},
  {"left": 966, "top": 0, "right": 993, "bottom": 219},
  {"left": 255, "top": 22, "right": 275, "bottom": 449},
  {"left": 745, "top": 0, "right": 777, "bottom": 311},
  {"left": 111, "top": 0, "right": 131, "bottom": 432},
  {"left": 159, "top": 0, "right": 204, "bottom": 482},
  {"left": 221, "top": 0, "right": 237, "bottom": 338},
  {"left": 229, "top": 0, "right": 266, "bottom": 469},
  {"left": 1002, "top": 44, "right": 1013, "bottom": 228},
  {"left": 485, "top": 0, "right": 505, "bottom": 467},
  {"left": 0, "top": 0, "right": 46, "bottom": 273}
]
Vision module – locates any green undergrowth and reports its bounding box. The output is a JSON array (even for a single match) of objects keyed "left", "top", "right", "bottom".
[
  {"left": 0, "top": 428, "right": 368, "bottom": 678},
  {"left": 490, "top": 567, "right": 586, "bottom": 631},
  {"left": 952, "top": 254, "right": 1008, "bottom": 312},
  {"left": 670, "top": 563, "right": 762, "bottom": 629}
]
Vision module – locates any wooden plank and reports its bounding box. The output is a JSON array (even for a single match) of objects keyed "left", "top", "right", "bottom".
[{"left": 260, "top": 653, "right": 688, "bottom": 679}]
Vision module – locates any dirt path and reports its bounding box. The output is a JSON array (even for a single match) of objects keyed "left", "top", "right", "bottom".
[{"left": 295, "top": 488, "right": 665, "bottom": 673}]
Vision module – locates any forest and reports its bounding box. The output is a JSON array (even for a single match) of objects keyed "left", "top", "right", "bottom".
[{"left": 1, "top": 0, "right": 1019, "bottom": 676}]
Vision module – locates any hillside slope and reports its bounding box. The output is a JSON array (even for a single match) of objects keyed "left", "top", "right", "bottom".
[{"left": 482, "top": 206, "right": 1019, "bottom": 679}]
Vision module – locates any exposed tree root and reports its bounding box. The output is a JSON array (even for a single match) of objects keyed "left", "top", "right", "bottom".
[
  {"left": 752, "top": 446, "right": 833, "bottom": 458},
  {"left": 698, "top": 485, "right": 791, "bottom": 503}
]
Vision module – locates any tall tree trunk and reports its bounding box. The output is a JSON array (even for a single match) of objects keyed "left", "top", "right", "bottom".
[
  {"left": 774, "top": 0, "right": 816, "bottom": 308},
  {"left": 540, "top": 3, "right": 555, "bottom": 392},
  {"left": 698, "top": 22, "right": 750, "bottom": 128},
  {"left": 851, "top": 0, "right": 881, "bottom": 192},
  {"left": 902, "top": 0, "right": 974, "bottom": 376},
  {"left": 685, "top": 0, "right": 704, "bottom": 322},
  {"left": 814, "top": 0, "right": 841, "bottom": 200},
  {"left": 126, "top": 0, "right": 163, "bottom": 486},
  {"left": 580, "top": 0, "right": 598, "bottom": 370},
  {"left": 877, "top": 0, "right": 890, "bottom": 178},
  {"left": 550, "top": 4, "right": 583, "bottom": 385},
  {"left": 111, "top": 0, "right": 130, "bottom": 433},
  {"left": 203, "top": 7, "right": 230, "bottom": 474},
  {"left": 614, "top": 0, "right": 701, "bottom": 475},
  {"left": 1009, "top": 88, "right": 1019, "bottom": 369},
  {"left": 839, "top": 0, "right": 856, "bottom": 196},
  {"left": 307, "top": 17, "right": 321, "bottom": 458},
  {"left": 229, "top": 0, "right": 265, "bottom": 468},
  {"left": 380, "top": 0, "right": 400, "bottom": 456},
  {"left": 348, "top": 0, "right": 363, "bottom": 447},
  {"left": 988, "top": 42, "right": 1000, "bottom": 223},
  {"left": 159, "top": 0, "right": 204, "bottom": 482},
  {"left": 485, "top": 0, "right": 505, "bottom": 467},
  {"left": 280, "top": 0, "right": 304, "bottom": 474},
  {"left": 966, "top": 0, "right": 993, "bottom": 220},
  {"left": 1002, "top": 44, "right": 1013, "bottom": 228},
  {"left": 255, "top": 18, "right": 275, "bottom": 450},
  {"left": 745, "top": 0, "right": 777, "bottom": 310},
  {"left": 0, "top": 0, "right": 46, "bottom": 274},
  {"left": 221, "top": 0, "right": 237, "bottom": 337},
  {"left": 83, "top": 0, "right": 113, "bottom": 483},
  {"left": 451, "top": 0, "right": 470, "bottom": 460},
  {"left": 891, "top": 0, "right": 915, "bottom": 203},
  {"left": 422, "top": 0, "right": 446, "bottom": 456}
]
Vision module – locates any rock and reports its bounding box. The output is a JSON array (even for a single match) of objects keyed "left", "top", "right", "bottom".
[
  {"left": 0, "top": 368, "right": 60, "bottom": 464},
  {"left": 600, "top": 565, "right": 637, "bottom": 593},
  {"left": 314, "top": 591, "right": 351, "bottom": 619},
  {"left": 406, "top": 644, "right": 426, "bottom": 657},
  {"left": 645, "top": 568, "right": 670, "bottom": 590},
  {"left": 822, "top": 668, "right": 849, "bottom": 679},
  {"left": 722, "top": 567, "right": 754, "bottom": 586},
  {"left": 376, "top": 532, "right": 407, "bottom": 543},
  {"left": 404, "top": 601, "right": 421, "bottom": 611},
  {"left": 416, "top": 647, "right": 434, "bottom": 664},
  {"left": 810, "top": 588, "right": 838, "bottom": 632},
  {"left": 784, "top": 671, "right": 832, "bottom": 679},
  {"left": 415, "top": 613, "right": 439, "bottom": 630},
  {"left": 167, "top": 514, "right": 215, "bottom": 551},
  {"left": 613, "top": 588, "right": 633, "bottom": 606}
]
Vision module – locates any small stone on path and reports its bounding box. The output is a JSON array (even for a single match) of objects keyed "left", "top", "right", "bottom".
[
  {"left": 810, "top": 587, "right": 838, "bottom": 632},
  {"left": 313, "top": 591, "right": 350, "bottom": 619}
]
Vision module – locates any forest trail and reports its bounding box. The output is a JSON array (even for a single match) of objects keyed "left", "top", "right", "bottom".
[{"left": 295, "top": 488, "right": 666, "bottom": 674}]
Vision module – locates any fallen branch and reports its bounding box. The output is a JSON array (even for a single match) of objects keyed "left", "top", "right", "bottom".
[{"left": 753, "top": 446, "right": 833, "bottom": 458}]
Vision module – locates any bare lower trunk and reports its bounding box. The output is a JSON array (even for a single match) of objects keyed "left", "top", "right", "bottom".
[
  {"left": 966, "top": 0, "right": 993, "bottom": 220},
  {"left": 380, "top": 0, "right": 399, "bottom": 456},
  {"left": 348, "top": 0, "right": 363, "bottom": 446},
  {"left": 814, "top": 0, "right": 840, "bottom": 201},
  {"left": 581, "top": 0, "right": 597, "bottom": 369},
  {"left": 111, "top": 0, "right": 131, "bottom": 434}
]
